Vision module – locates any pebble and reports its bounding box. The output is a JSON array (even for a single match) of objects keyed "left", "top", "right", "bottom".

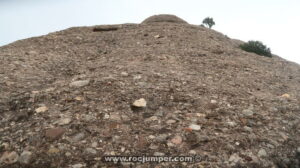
[
  {"left": 69, "top": 80, "right": 90, "bottom": 87},
  {"left": 132, "top": 98, "right": 147, "bottom": 107},
  {"left": 149, "top": 144, "right": 159, "bottom": 150},
  {"left": 189, "top": 150, "right": 197, "bottom": 155},
  {"left": 171, "top": 135, "right": 183, "bottom": 145},
  {"left": 243, "top": 126, "right": 253, "bottom": 132},
  {"left": 229, "top": 153, "right": 242, "bottom": 164},
  {"left": 166, "top": 119, "right": 176, "bottom": 124},
  {"left": 58, "top": 118, "right": 72, "bottom": 125},
  {"left": 121, "top": 72, "right": 129, "bottom": 76},
  {"left": 155, "top": 134, "right": 168, "bottom": 142},
  {"left": 84, "top": 148, "right": 97, "bottom": 155},
  {"left": 18, "top": 151, "right": 32, "bottom": 164},
  {"left": 65, "top": 152, "right": 72, "bottom": 157},
  {"left": 91, "top": 142, "right": 98, "bottom": 148},
  {"left": 258, "top": 149, "right": 267, "bottom": 157},
  {"left": 0, "top": 151, "right": 19, "bottom": 164},
  {"left": 210, "top": 100, "right": 217, "bottom": 104},
  {"left": 154, "top": 152, "right": 164, "bottom": 156},
  {"left": 110, "top": 114, "right": 121, "bottom": 121},
  {"left": 72, "top": 132, "right": 86, "bottom": 142},
  {"left": 189, "top": 124, "right": 201, "bottom": 131},
  {"left": 281, "top": 93, "right": 290, "bottom": 98},
  {"left": 35, "top": 106, "right": 48, "bottom": 113},
  {"left": 154, "top": 35, "right": 161, "bottom": 39},
  {"left": 72, "top": 163, "right": 85, "bottom": 168},
  {"left": 148, "top": 135, "right": 156, "bottom": 139},
  {"left": 242, "top": 109, "right": 254, "bottom": 117},
  {"left": 227, "top": 121, "right": 237, "bottom": 127},
  {"left": 48, "top": 147, "right": 60, "bottom": 154},
  {"left": 297, "top": 147, "right": 300, "bottom": 154},
  {"left": 45, "top": 127, "right": 66, "bottom": 140},
  {"left": 1, "top": 142, "right": 9, "bottom": 150},
  {"left": 145, "top": 116, "right": 158, "bottom": 122}
]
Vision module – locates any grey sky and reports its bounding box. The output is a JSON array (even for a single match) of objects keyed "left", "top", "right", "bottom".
[{"left": 1, "top": 0, "right": 299, "bottom": 64}]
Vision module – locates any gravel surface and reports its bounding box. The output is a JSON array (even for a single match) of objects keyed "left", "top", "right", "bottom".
[{"left": 0, "top": 15, "right": 299, "bottom": 167}]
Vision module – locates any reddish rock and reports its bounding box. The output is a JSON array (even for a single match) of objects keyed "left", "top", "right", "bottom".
[{"left": 45, "top": 127, "right": 66, "bottom": 140}]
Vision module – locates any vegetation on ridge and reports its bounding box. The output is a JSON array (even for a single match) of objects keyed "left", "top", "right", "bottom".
[{"left": 240, "top": 40, "right": 272, "bottom": 57}]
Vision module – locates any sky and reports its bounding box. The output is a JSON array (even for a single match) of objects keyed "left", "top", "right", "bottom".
[{"left": 0, "top": 0, "right": 299, "bottom": 64}]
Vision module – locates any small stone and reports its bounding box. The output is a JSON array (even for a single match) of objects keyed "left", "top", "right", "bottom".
[
  {"left": 74, "top": 96, "right": 84, "bottom": 101},
  {"left": 72, "top": 132, "right": 86, "bottom": 142},
  {"left": 229, "top": 153, "right": 242, "bottom": 164},
  {"left": 72, "top": 163, "right": 85, "bottom": 168},
  {"left": 58, "top": 118, "right": 72, "bottom": 125},
  {"left": 65, "top": 152, "right": 72, "bottom": 157},
  {"left": 171, "top": 135, "right": 183, "bottom": 145},
  {"left": 258, "top": 149, "right": 267, "bottom": 157},
  {"left": 155, "top": 134, "right": 168, "bottom": 142},
  {"left": 149, "top": 144, "right": 159, "bottom": 150},
  {"left": 110, "top": 114, "right": 121, "bottom": 121},
  {"left": 1, "top": 142, "right": 9, "bottom": 150},
  {"left": 121, "top": 72, "right": 129, "bottom": 76},
  {"left": 189, "top": 150, "right": 197, "bottom": 155},
  {"left": 69, "top": 80, "right": 90, "bottom": 87},
  {"left": 210, "top": 100, "right": 217, "bottom": 104},
  {"left": 167, "top": 142, "right": 174, "bottom": 147},
  {"left": 166, "top": 119, "right": 176, "bottom": 124},
  {"left": 0, "top": 151, "right": 19, "bottom": 164},
  {"left": 153, "top": 152, "right": 164, "bottom": 156},
  {"left": 48, "top": 147, "right": 60, "bottom": 154},
  {"left": 243, "top": 126, "right": 252, "bottom": 132},
  {"left": 84, "top": 148, "right": 97, "bottom": 155},
  {"left": 154, "top": 35, "right": 162, "bottom": 39},
  {"left": 145, "top": 116, "right": 158, "bottom": 122},
  {"left": 35, "top": 106, "right": 48, "bottom": 113},
  {"left": 227, "top": 121, "right": 237, "bottom": 127},
  {"left": 188, "top": 124, "right": 201, "bottom": 131},
  {"left": 18, "top": 151, "right": 32, "bottom": 164},
  {"left": 104, "top": 114, "right": 110, "bottom": 119},
  {"left": 132, "top": 98, "right": 147, "bottom": 107},
  {"left": 133, "top": 75, "right": 142, "bottom": 80},
  {"left": 297, "top": 147, "right": 300, "bottom": 154},
  {"left": 45, "top": 127, "right": 66, "bottom": 140},
  {"left": 242, "top": 109, "right": 254, "bottom": 117},
  {"left": 281, "top": 93, "right": 290, "bottom": 98},
  {"left": 148, "top": 135, "right": 156, "bottom": 139},
  {"left": 91, "top": 142, "right": 98, "bottom": 148}
]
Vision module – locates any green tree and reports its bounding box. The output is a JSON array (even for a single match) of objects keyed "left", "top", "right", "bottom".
[
  {"left": 202, "top": 17, "right": 215, "bottom": 29},
  {"left": 239, "top": 40, "right": 272, "bottom": 57}
]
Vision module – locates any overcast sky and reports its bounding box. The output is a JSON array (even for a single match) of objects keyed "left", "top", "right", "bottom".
[{"left": 1, "top": 0, "right": 299, "bottom": 64}]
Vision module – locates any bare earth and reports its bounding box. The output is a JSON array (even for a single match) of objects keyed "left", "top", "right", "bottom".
[{"left": 0, "top": 15, "right": 300, "bottom": 168}]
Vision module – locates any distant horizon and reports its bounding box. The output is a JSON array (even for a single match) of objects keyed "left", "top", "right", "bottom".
[{"left": 1, "top": 0, "right": 299, "bottom": 64}]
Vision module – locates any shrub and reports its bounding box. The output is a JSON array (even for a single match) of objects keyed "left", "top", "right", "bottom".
[
  {"left": 239, "top": 40, "right": 272, "bottom": 57},
  {"left": 202, "top": 17, "right": 215, "bottom": 29}
]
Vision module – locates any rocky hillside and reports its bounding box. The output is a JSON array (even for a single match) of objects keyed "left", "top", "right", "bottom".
[{"left": 0, "top": 15, "right": 300, "bottom": 168}]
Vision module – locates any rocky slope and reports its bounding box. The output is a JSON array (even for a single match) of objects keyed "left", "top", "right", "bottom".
[{"left": 0, "top": 15, "right": 300, "bottom": 168}]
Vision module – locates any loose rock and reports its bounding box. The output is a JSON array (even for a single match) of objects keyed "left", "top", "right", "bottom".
[
  {"left": 72, "top": 132, "right": 86, "bottom": 142},
  {"left": 188, "top": 124, "right": 201, "bottom": 131},
  {"left": 171, "top": 135, "right": 183, "bottom": 145},
  {"left": 35, "top": 106, "right": 48, "bottom": 113},
  {"left": 18, "top": 151, "right": 33, "bottom": 164},
  {"left": 132, "top": 98, "right": 147, "bottom": 107},
  {"left": 0, "top": 151, "right": 19, "bottom": 164},
  {"left": 58, "top": 118, "right": 72, "bottom": 125},
  {"left": 45, "top": 127, "right": 66, "bottom": 140},
  {"left": 69, "top": 80, "right": 90, "bottom": 87},
  {"left": 258, "top": 149, "right": 267, "bottom": 157},
  {"left": 84, "top": 148, "right": 97, "bottom": 155},
  {"left": 242, "top": 109, "right": 254, "bottom": 117}
]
